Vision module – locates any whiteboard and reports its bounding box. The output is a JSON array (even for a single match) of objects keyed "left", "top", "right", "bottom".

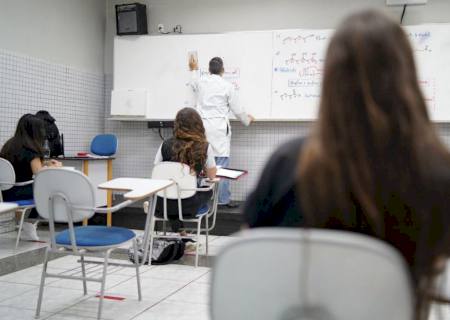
[
  {"left": 114, "top": 32, "right": 273, "bottom": 120},
  {"left": 114, "top": 24, "right": 450, "bottom": 121}
]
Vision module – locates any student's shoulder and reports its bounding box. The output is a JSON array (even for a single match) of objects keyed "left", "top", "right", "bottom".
[
  {"left": 261, "top": 137, "right": 306, "bottom": 178},
  {"left": 269, "top": 137, "right": 306, "bottom": 165}
]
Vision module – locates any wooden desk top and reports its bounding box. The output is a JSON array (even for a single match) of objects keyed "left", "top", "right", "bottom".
[
  {"left": 0, "top": 203, "right": 18, "bottom": 214},
  {"left": 98, "top": 178, "right": 174, "bottom": 200}
]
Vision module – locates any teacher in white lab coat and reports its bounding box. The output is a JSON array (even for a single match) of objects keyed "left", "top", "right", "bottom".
[{"left": 189, "top": 56, "right": 254, "bottom": 208}]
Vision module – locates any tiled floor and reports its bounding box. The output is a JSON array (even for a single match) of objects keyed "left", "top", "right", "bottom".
[
  {"left": 0, "top": 229, "right": 230, "bottom": 320},
  {"left": 0, "top": 227, "right": 449, "bottom": 320},
  {"left": 0, "top": 227, "right": 49, "bottom": 260}
]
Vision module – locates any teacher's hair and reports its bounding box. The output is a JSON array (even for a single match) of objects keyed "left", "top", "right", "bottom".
[
  {"left": 209, "top": 57, "right": 224, "bottom": 75},
  {"left": 298, "top": 9, "right": 450, "bottom": 319}
]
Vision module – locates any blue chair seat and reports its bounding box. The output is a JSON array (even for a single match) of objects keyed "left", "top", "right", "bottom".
[
  {"left": 196, "top": 204, "right": 209, "bottom": 217},
  {"left": 56, "top": 226, "right": 135, "bottom": 247},
  {"left": 12, "top": 199, "right": 35, "bottom": 207}
]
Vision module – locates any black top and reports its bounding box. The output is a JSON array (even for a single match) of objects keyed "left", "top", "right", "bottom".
[
  {"left": 243, "top": 137, "right": 306, "bottom": 227},
  {"left": 1, "top": 146, "right": 42, "bottom": 201}
]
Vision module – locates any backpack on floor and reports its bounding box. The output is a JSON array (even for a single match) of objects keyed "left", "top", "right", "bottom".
[{"left": 128, "top": 237, "right": 186, "bottom": 265}]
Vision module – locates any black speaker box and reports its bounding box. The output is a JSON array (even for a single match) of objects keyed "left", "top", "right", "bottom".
[{"left": 116, "top": 3, "right": 148, "bottom": 36}]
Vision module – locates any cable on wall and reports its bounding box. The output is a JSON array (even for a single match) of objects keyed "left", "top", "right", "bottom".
[{"left": 400, "top": 4, "right": 408, "bottom": 24}]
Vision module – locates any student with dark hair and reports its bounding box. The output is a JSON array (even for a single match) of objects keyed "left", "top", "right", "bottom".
[
  {"left": 189, "top": 56, "right": 254, "bottom": 208},
  {"left": 154, "top": 107, "right": 217, "bottom": 232},
  {"left": 0, "top": 114, "right": 61, "bottom": 239},
  {"left": 244, "top": 10, "right": 450, "bottom": 319},
  {"left": 35, "top": 110, "right": 63, "bottom": 157}
]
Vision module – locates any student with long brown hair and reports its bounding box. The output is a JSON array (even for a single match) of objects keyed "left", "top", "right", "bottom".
[
  {"left": 244, "top": 9, "right": 450, "bottom": 319},
  {"left": 154, "top": 107, "right": 217, "bottom": 232}
]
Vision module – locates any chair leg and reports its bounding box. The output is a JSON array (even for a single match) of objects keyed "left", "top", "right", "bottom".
[
  {"left": 15, "top": 208, "right": 28, "bottom": 249},
  {"left": 205, "top": 216, "right": 209, "bottom": 258},
  {"left": 35, "top": 247, "right": 49, "bottom": 318},
  {"left": 195, "top": 220, "right": 201, "bottom": 268},
  {"left": 162, "top": 220, "right": 167, "bottom": 236},
  {"left": 97, "top": 250, "right": 110, "bottom": 320},
  {"left": 145, "top": 215, "right": 156, "bottom": 266},
  {"left": 133, "top": 239, "right": 142, "bottom": 301},
  {"left": 80, "top": 254, "right": 88, "bottom": 295}
]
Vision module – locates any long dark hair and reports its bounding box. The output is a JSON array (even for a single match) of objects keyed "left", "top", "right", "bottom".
[
  {"left": 298, "top": 10, "right": 450, "bottom": 319},
  {"left": 172, "top": 108, "right": 208, "bottom": 174},
  {"left": 0, "top": 114, "right": 46, "bottom": 160}
]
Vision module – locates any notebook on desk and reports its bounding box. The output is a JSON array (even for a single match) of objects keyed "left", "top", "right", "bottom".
[{"left": 216, "top": 167, "right": 247, "bottom": 180}]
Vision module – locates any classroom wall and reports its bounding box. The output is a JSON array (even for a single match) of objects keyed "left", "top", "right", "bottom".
[
  {"left": 104, "top": 0, "right": 450, "bottom": 201},
  {"left": 0, "top": 0, "right": 106, "bottom": 155}
]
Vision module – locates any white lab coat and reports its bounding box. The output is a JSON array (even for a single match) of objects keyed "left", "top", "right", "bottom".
[{"left": 189, "top": 71, "right": 251, "bottom": 157}]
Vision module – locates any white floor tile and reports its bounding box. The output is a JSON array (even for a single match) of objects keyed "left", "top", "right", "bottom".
[
  {"left": 194, "top": 272, "right": 211, "bottom": 285},
  {"left": 0, "top": 282, "right": 36, "bottom": 302},
  {"left": 0, "top": 265, "right": 60, "bottom": 286},
  {"left": 54, "top": 295, "right": 159, "bottom": 320},
  {"left": 208, "top": 236, "right": 237, "bottom": 247},
  {"left": 0, "top": 305, "right": 49, "bottom": 320},
  {"left": 141, "top": 264, "right": 209, "bottom": 282},
  {"left": 109, "top": 265, "right": 154, "bottom": 277},
  {"left": 110, "top": 277, "right": 188, "bottom": 301},
  {"left": 48, "top": 274, "right": 132, "bottom": 293},
  {"left": 0, "top": 286, "right": 88, "bottom": 313},
  {"left": 132, "top": 300, "right": 210, "bottom": 320},
  {"left": 165, "top": 282, "right": 210, "bottom": 305}
]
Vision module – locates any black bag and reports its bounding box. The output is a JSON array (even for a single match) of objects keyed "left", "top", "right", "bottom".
[
  {"left": 35, "top": 110, "right": 63, "bottom": 157},
  {"left": 128, "top": 237, "right": 186, "bottom": 265}
]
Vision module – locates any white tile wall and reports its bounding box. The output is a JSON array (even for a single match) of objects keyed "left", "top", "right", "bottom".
[
  {"left": 105, "top": 74, "right": 450, "bottom": 201},
  {"left": 0, "top": 49, "right": 105, "bottom": 154},
  {"left": 7, "top": 64, "right": 446, "bottom": 202}
]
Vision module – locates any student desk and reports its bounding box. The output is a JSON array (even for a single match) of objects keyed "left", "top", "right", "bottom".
[
  {"left": 99, "top": 178, "right": 174, "bottom": 263},
  {"left": 0, "top": 203, "right": 18, "bottom": 214},
  {"left": 57, "top": 156, "right": 114, "bottom": 226},
  {"left": 0, "top": 203, "right": 18, "bottom": 234}
]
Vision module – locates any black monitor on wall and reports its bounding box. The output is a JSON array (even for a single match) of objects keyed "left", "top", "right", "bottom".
[{"left": 116, "top": 3, "right": 148, "bottom": 36}]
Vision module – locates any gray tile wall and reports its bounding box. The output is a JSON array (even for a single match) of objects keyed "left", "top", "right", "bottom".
[{"left": 0, "top": 50, "right": 105, "bottom": 154}]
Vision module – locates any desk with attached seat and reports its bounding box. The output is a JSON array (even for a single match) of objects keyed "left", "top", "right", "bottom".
[
  {"left": 57, "top": 156, "right": 114, "bottom": 226},
  {"left": 98, "top": 178, "right": 174, "bottom": 264}
]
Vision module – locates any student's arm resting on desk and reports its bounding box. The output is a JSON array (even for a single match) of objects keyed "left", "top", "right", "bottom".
[{"left": 31, "top": 158, "right": 61, "bottom": 174}]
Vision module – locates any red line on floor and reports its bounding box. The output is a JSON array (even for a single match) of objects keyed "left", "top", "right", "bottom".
[{"left": 95, "top": 295, "right": 126, "bottom": 301}]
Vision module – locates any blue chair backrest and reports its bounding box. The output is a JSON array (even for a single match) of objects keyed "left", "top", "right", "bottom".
[{"left": 90, "top": 134, "right": 118, "bottom": 156}]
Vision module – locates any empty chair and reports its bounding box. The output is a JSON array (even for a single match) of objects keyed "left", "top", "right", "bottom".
[
  {"left": 146, "top": 161, "right": 219, "bottom": 267},
  {"left": 33, "top": 168, "right": 141, "bottom": 320},
  {"left": 90, "top": 134, "right": 118, "bottom": 156},
  {"left": 211, "top": 228, "right": 413, "bottom": 320},
  {"left": 0, "top": 157, "right": 36, "bottom": 248}
]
